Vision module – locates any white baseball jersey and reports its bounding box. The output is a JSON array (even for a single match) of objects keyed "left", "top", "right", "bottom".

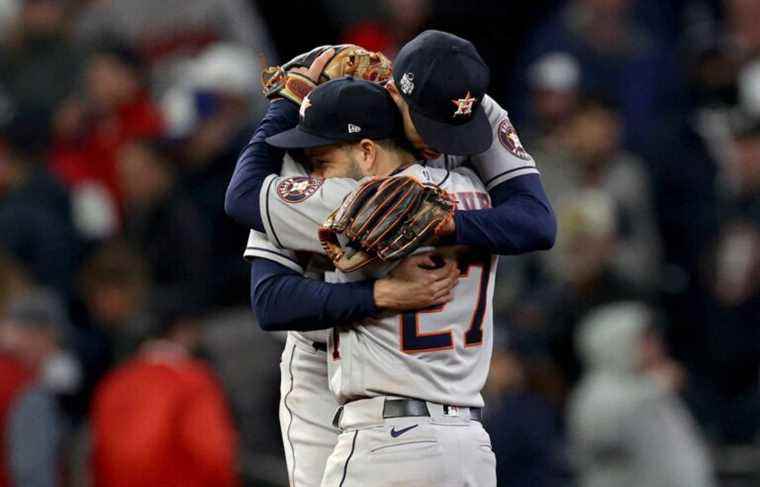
[{"left": 258, "top": 164, "right": 497, "bottom": 408}]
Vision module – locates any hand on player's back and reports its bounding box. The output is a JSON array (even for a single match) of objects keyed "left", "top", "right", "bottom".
[{"left": 373, "top": 252, "right": 460, "bottom": 311}]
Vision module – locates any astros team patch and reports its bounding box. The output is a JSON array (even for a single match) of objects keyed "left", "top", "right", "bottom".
[
  {"left": 276, "top": 176, "right": 323, "bottom": 204},
  {"left": 497, "top": 118, "right": 531, "bottom": 161}
]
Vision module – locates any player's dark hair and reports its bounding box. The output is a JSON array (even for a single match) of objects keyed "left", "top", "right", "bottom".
[{"left": 375, "top": 137, "right": 416, "bottom": 160}]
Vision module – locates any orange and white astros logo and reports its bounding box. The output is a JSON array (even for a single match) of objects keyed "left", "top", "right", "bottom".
[
  {"left": 497, "top": 118, "right": 531, "bottom": 160},
  {"left": 276, "top": 176, "right": 323, "bottom": 204},
  {"left": 452, "top": 91, "right": 476, "bottom": 118}
]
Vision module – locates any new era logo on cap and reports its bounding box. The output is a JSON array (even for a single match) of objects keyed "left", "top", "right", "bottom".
[{"left": 348, "top": 123, "right": 362, "bottom": 133}]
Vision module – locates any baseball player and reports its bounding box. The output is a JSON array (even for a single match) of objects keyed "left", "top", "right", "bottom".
[
  {"left": 225, "top": 33, "right": 556, "bottom": 486},
  {"left": 244, "top": 178, "right": 459, "bottom": 487},
  {"left": 253, "top": 77, "right": 497, "bottom": 486},
  {"left": 238, "top": 50, "right": 461, "bottom": 487}
]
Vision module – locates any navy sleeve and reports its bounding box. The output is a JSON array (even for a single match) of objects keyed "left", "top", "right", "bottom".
[
  {"left": 454, "top": 173, "right": 556, "bottom": 254},
  {"left": 250, "top": 258, "right": 379, "bottom": 332},
  {"left": 224, "top": 100, "right": 300, "bottom": 232}
]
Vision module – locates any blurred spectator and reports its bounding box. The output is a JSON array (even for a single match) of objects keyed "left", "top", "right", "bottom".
[
  {"left": 724, "top": 0, "right": 760, "bottom": 62},
  {"left": 0, "top": 352, "right": 30, "bottom": 487},
  {"left": 117, "top": 139, "right": 211, "bottom": 305},
  {"left": 0, "top": 0, "right": 84, "bottom": 129},
  {"left": 511, "top": 190, "right": 644, "bottom": 387},
  {"left": 74, "top": 0, "right": 275, "bottom": 93},
  {"left": 537, "top": 96, "right": 662, "bottom": 288},
  {"left": 161, "top": 43, "right": 261, "bottom": 305},
  {"left": 484, "top": 342, "right": 567, "bottom": 487},
  {"left": 162, "top": 42, "right": 265, "bottom": 138},
  {"left": 738, "top": 60, "right": 760, "bottom": 121},
  {"left": 78, "top": 240, "right": 151, "bottom": 365},
  {"left": 91, "top": 306, "right": 240, "bottom": 487},
  {"left": 50, "top": 40, "right": 164, "bottom": 239},
  {"left": 339, "top": 0, "right": 432, "bottom": 56},
  {"left": 0, "top": 113, "right": 79, "bottom": 295},
  {"left": 0, "top": 288, "right": 83, "bottom": 487},
  {"left": 0, "top": 261, "right": 32, "bottom": 486},
  {"left": 523, "top": 52, "right": 581, "bottom": 148},
  {"left": 516, "top": 0, "right": 679, "bottom": 148},
  {"left": 0, "top": 0, "right": 19, "bottom": 44},
  {"left": 685, "top": 220, "right": 760, "bottom": 444},
  {"left": 726, "top": 118, "right": 760, "bottom": 222},
  {"left": 0, "top": 250, "right": 32, "bottom": 315},
  {"left": 568, "top": 302, "right": 715, "bottom": 487}
]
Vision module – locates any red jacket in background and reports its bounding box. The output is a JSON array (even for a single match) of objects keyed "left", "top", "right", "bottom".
[
  {"left": 90, "top": 343, "right": 240, "bottom": 487},
  {"left": 0, "top": 354, "right": 32, "bottom": 487},
  {"left": 50, "top": 94, "right": 164, "bottom": 213}
]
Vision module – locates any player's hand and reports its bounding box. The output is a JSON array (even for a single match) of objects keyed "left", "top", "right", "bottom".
[
  {"left": 373, "top": 253, "right": 460, "bottom": 311},
  {"left": 290, "top": 48, "right": 335, "bottom": 83}
]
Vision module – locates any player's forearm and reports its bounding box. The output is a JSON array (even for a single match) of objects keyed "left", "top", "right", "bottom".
[
  {"left": 250, "top": 258, "right": 378, "bottom": 331},
  {"left": 453, "top": 173, "right": 556, "bottom": 254},
  {"left": 224, "top": 100, "right": 299, "bottom": 231}
]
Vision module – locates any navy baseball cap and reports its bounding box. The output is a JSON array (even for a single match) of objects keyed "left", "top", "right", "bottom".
[
  {"left": 267, "top": 77, "right": 402, "bottom": 149},
  {"left": 393, "top": 30, "right": 492, "bottom": 155}
]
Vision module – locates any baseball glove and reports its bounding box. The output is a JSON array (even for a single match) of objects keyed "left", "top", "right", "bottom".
[
  {"left": 319, "top": 176, "right": 456, "bottom": 273},
  {"left": 261, "top": 44, "right": 393, "bottom": 106}
]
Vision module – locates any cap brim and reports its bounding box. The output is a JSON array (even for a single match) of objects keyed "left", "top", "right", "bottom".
[
  {"left": 266, "top": 126, "right": 341, "bottom": 149},
  {"left": 410, "top": 103, "right": 492, "bottom": 156}
]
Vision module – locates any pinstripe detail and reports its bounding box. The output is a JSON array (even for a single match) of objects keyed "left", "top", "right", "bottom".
[
  {"left": 485, "top": 165, "right": 537, "bottom": 186},
  {"left": 245, "top": 247, "right": 301, "bottom": 267},
  {"left": 339, "top": 430, "right": 359, "bottom": 487},
  {"left": 436, "top": 170, "right": 450, "bottom": 188},
  {"left": 284, "top": 343, "right": 297, "bottom": 486}
]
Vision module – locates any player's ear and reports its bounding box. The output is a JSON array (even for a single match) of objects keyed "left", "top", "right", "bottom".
[{"left": 357, "top": 139, "right": 377, "bottom": 171}]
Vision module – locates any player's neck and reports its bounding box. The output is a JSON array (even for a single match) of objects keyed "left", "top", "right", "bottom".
[{"left": 377, "top": 150, "right": 416, "bottom": 176}]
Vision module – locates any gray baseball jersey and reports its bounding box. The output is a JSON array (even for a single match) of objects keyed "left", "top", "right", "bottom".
[{"left": 258, "top": 164, "right": 497, "bottom": 408}]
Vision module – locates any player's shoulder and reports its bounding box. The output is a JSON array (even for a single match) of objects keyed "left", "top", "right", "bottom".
[
  {"left": 480, "top": 95, "right": 533, "bottom": 163},
  {"left": 400, "top": 164, "right": 485, "bottom": 193}
]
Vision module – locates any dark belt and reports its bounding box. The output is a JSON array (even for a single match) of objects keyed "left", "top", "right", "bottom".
[
  {"left": 333, "top": 399, "right": 482, "bottom": 427},
  {"left": 312, "top": 341, "right": 327, "bottom": 352},
  {"left": 384, "top": 399, "right": 482, "bottom": 421}
]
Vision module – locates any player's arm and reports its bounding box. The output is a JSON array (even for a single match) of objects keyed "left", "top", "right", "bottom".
[
  {"left": 450, "top": 173, "right": 556, "bottom": 254},
  {"left": 251, "top": 254, "right": 459, "bottom": 332},
  {"left": 224, "top": 99, "right": 298, "bottom": 232},
  {"left": 446, "top": 95, "right": 556, "bottom": 254},
  {"left": 225, "top": 50, "right": 335, "bottom": 231},
  {"left": 246, "top": 230, "right": 372, "bottom": 331}
]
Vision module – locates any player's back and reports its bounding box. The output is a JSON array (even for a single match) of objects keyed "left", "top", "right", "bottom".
[{"left": 327, "top": 164, "right": 497, "bottom": 408}]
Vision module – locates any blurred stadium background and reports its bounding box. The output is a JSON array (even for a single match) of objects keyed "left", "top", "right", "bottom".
[{"left": 0, "top": 0, "right": 758, "bottom": 485}]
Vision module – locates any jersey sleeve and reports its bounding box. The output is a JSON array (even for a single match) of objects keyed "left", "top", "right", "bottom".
[
  {"left": 243, "top": 230, "right": 304, "bottom": 274},
  {"left": 259, "top": 175, "right": 358, "bottom": 253},
  {"left": 467, "top": 95, "right": 540, "bottom": 190}
]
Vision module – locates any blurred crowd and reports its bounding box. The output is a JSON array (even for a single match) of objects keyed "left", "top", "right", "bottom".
[{"left": 0, "top": 0, "right": 757, "bottom": 486}]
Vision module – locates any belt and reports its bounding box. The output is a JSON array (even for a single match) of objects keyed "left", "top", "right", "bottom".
[
  {"left": 384, "top": 399, "right": 482, "bottom": 421},
  {"left": 334, "top": 398, "right": 482, "bottom": 427},
  {"left": 312, "top": 341, "right": 327, "bottom": 352}
]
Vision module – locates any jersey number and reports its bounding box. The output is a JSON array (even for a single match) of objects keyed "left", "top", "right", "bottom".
[{"left": 400, "top": 256, "right": 491, "bottom": 354}]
